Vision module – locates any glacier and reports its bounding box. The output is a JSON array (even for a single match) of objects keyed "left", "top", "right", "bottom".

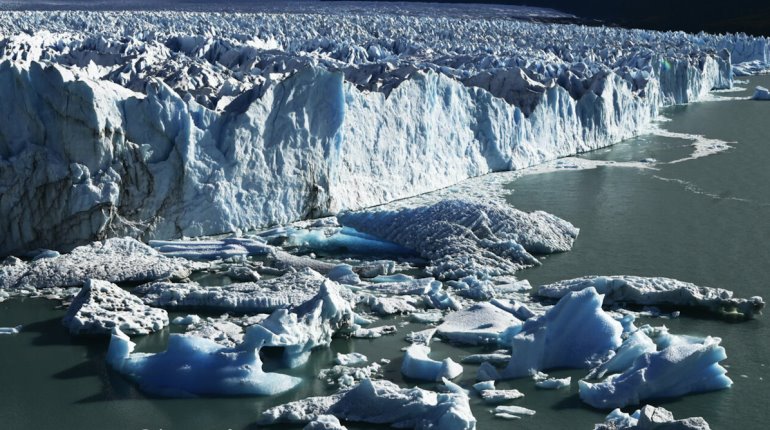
[{"left": 0, "top": 8, "right": 767, "bottom": 255}]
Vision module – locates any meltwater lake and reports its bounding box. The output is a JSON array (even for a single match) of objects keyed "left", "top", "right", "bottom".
[{"left": 1, "top": 76, "right": 768, "bottom": 430}]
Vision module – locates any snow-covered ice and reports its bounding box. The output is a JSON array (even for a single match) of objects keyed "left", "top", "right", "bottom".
[
  {"left": 537, "top": 276, "right": 765, "bottom": 319},
  {"left": 532, "top": 372, "right": 571, "bottom": 389},
  {"left": 335, "top": 352, "right": 368, "bottom": 367},
  {"left": 303, "top": 415, "right": 348, "bottom": 430},
  {"left": 63, "top": 279, "right": 168, "bottom": 336}
]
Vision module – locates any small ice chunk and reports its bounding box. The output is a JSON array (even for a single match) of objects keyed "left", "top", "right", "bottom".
[
  {"left": 473, "top": 380, "right": 496, "bottom": 392},
  {"left": 752, "top": 86, "right": 770, "bottom": 100},
  {"left": 480, "top": 389, "right": 525, "bottom": 404},
  {"left": 0, "top": 325, "right": 22, "bottom": 335},
  {"left": 410, "top": 310, "right": 444, "bottom": 324},
  {"left": 533, "top": 374, "right": 571, "bottom": 389},
  {"left": 401, "top": 344, "right": 464, "bottom": 381},
  {"left": 493, "top": 405, "right": 536, "bottom": 417},
  {"left": 461, "top": 352, "right": 511, "bottom": 364},
  {"left": 350, "top": 325, "right": 397, "bottom": 338},
  {"left": 63, "top": 279, "right": 168, "bottom": 336},
  {"left": 335, "top": 352, "right": 368, "bottom": 366},
  {"left": 318, "top": 363, "right": 383, "bottom": 388}
]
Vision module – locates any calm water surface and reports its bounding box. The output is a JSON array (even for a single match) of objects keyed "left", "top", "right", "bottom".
[{"left": 1, "top": 76, "right": 769, "bottom": 430}]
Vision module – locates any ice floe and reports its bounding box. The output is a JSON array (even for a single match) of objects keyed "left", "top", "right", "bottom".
[{"left": 401, "top": 344, "right": 464, "bottom": 381}]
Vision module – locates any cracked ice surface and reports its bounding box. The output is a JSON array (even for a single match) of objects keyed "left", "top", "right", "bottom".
[{"left": 1, "top": 6, "right": 763, "bottom": 255}]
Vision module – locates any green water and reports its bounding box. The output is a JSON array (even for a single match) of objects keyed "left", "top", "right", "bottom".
[{"left": 2, "top": 77, "right": 769, "bottom": 430}]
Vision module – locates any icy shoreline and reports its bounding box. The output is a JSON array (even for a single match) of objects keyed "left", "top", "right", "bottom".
[{"left": 0, "top": 9, "right": 767, "bottom": 255}]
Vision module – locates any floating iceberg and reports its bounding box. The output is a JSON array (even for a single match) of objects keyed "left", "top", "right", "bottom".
[
  {"left": 481, "top": 287, "right": 623, "bottom": 380},
  {"left": 63, "top": 279, "right": 168, "bottom": 336},
  {"left": 595, "top": 405, "right": 711, "bottom": 430},
  {"left": 493, "top": 405, "right": 536, "bottom": 419},
  {"left": 537, "top": 276, "right": 764, "bottom": 319},
  {"left": 436, "top": 302, "right": 522, "bottom": 345},
  {"left": 106, "top": 327, "right": 302, "bottom": 397},
  {"left": 401, "top": 344, "right": 464, "bottom": 381},
  {"left": 318, "top": 362, "right": 384, "bottom": 388},
  {"left": 338, "top": 199, "right": 578, "bottom": 279},
  {"left": 260, "top": 379, "right": 476, "bottom": 430},
  {"left": 532, "top": 372, "right": 571, "bottom": 389},
  {"left": 579, "top": 337, "right": 732, "bottom": 409},
  {"left": 335, "top": 352, "right": 368, "bottom": 367}
]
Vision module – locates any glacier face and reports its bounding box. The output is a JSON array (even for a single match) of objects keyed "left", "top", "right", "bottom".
[{"left": 0, "top": 8, "right": 768, "bottom": 255}]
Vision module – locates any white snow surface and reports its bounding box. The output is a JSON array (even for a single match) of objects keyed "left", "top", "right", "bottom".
[
  {"left": 537, "top": 275, "right": 765, "bottom": 319},
  {"left": 62, "top": 279, "right": 168, "bottom": 335},
  {"left": 1, "top": 8, "right": 763, "bottom": 255}
]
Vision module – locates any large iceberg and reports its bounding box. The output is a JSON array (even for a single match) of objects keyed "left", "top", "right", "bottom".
[
  {"left": 1, "top": 7, "right": 760, "bottom": 255},
  {"left": 536, "top": 275, "right": 765, "bottom": 319},
  {"left": 480, "top": 287, "right": 623, "bottom": 379},
  {"left": 260, "top": 379, "right": 476, "bottom": 430}
]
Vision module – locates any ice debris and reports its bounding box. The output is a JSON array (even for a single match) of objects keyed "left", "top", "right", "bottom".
[
  {"left": 531, "top": 371, "right": 571, "bottom": 389},
  {"left": 595, "top": 405, "right": 711, "bottom": 430},
  {"left": 62, "top": 279, "right": 168, "bottom": 336},
  {"left": 492, "top": 405, "right": 536, "bottom": 419},
  {"left": 537, "top": 275, "right": 765, "bottom": 319},
  {"left": 0, "top": 325, "right": 22, "bottom": 335},
  {"left": 338, "top": 200, "right": 578, "bottom": 280},
  {"left": 259, "top": 379, "right": 476, "bottom": 429},
  {"left": 335, "top": 352, "right": 368, "bottom": 366}
]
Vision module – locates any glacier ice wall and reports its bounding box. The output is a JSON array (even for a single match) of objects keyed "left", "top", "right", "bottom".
[{"left": 0, "top": 9, "right": 767, "bottom": 255}]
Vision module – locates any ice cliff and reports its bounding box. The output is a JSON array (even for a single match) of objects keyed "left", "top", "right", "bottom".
[{"left": 0, "top": 7, "right": 768, "bottom": 255}]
